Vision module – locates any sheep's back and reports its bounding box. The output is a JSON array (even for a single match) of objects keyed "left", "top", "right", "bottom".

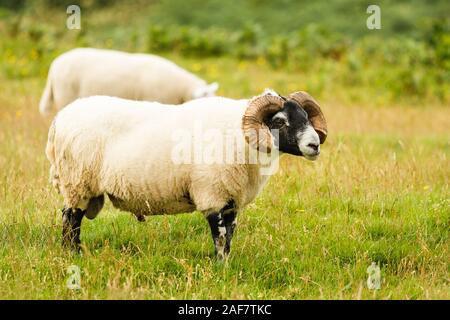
[{"left": 49, "top": 48, "right": 205, "bottom": 105}]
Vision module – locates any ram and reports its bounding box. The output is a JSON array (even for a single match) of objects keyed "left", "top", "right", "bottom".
[
  {"left": 46, "top": 90, "right": 327, "bottom": 259},
  {"left": 39, "top": 48, "right": 218, "bottom": 115}
]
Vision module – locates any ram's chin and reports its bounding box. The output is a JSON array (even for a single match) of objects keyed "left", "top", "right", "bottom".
[{"left": 304, "top": 154, "right": 319, "bottom": 161}]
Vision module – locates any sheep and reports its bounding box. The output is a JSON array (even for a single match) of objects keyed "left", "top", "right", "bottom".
[
  {"left": 46, "top": 90, "right": 327, "bottom": 259},
  {"left": 39, "top": 48, "right": 219, "bottom": 116}
]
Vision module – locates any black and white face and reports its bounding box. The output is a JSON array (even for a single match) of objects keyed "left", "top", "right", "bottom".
[{"left": 265, "top": 100, "right": 321, "bottom": 160}]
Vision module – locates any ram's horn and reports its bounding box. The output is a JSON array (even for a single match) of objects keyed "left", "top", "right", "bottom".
[
  {"left": 242, "top": 92, "right": 285, "bottom": 152},
  {"left": 288, "top": 91, "right": 327, "bottom": 144}
]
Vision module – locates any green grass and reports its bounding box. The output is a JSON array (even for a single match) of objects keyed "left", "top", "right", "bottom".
[
  {"left": 0, "top": 0, "right": 449, "bottom": 299},
  {"left": 0, "top": 73, "right": 448, "bottom": 299}
]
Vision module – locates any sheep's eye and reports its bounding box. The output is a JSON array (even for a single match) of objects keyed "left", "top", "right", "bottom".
[{"left": 273, "top": 118, "right": 287, "bottom": 128}]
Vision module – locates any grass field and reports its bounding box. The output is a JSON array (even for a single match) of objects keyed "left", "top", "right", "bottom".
[{"left": 0, "top": 1, "right": 449, "bottom": 299}]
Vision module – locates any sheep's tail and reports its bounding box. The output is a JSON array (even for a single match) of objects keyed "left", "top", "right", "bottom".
[
  {"left": 45, "top": 118, "right": 60, "bottom": 192},
  {"left": 39, "top": 77, "right": 53, "bottom": 116}
]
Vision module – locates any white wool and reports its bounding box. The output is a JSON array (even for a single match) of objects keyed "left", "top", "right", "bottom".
[
  {"left": 262, "top": 88, "right": 280, "bottom": 97},
  {"left": 39, "top": 48, "right": 218, "bottom": 116},
  {"left": 46, "top": 95, "right": 274, "bottom": 219}
]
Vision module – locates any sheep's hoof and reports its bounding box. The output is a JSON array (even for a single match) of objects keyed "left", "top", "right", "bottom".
[
  {"left": 214, "top": 248, "right": 230, "bottom": 262},
  {"left": 216, "top": 253, "right": 225, "bottom": 261},
  {"left": 62, "top": 241, "right": 82, "bottom": 253},
  {"left": 62, "top": 233, "right": 82, "bottom": 252},
  {"left": 62, "top": 207, "right": 84, "bottom": 252},
  {"left": 62, "top": 232, "right": 82, "bottom": 252},
  {"left": 215, "top": 254, "right": 230, "bottom": 264}
]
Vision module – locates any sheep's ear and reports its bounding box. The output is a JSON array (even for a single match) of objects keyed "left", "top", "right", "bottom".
[
  {"left": 207, "top": 82, "right": 219, "bottom": 94},
  {"left": 202, "top": 82, "right": 219, "bottom": 96},
  {"left": 192, "top": 82, "right": 219, "bottom": 99}
]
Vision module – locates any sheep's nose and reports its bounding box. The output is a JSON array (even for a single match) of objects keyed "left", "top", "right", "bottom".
[{"left": 307, "top": 143, "right": 319, "bottom": 152}]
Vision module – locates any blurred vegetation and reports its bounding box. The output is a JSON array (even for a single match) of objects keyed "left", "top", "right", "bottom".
[{"left": 0, "top": 0, "right": 449, "bottom": 104}]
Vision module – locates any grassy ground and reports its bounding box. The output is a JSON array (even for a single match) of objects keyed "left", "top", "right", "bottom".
[
  {"left": 0, "top": 58, "right": 448, "bottom": 299},
  {"left": 0, "top": 1, "right": 449, "bottom": 299}
]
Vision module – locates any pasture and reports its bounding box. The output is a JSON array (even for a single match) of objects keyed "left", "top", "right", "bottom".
[{"left": 0, "top": 0, "right": 449, "bottom": 299}]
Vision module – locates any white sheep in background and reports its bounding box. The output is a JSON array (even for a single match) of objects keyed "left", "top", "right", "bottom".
[
  {"left": 39, "top": 48, "right": 219, "bottom": 116},
  {"left": 46, "top": 90, "right": 327, "bottom": 259}
]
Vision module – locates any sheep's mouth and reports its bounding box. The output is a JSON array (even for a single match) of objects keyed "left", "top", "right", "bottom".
[
  {"left": 304, "top": 153, "right": 319, "bottom": 161},
  {"left": 296, "top": 125, "right": 321, "bottom": 161},
  {"left": 299, "top": 144, "right": 320, "bottom": 161}
]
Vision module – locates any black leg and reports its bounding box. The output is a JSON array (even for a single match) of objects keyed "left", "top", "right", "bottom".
[
  {"left": 207, "top": 212, "right": 226, "bottom": 259},
  {"left": 62, "top": 207, "right": 85, "bottom": 251},
  {"left": 223, "top": 210, "right": 237, "bottom": 255},
  {"left": 206, "top": 201, "right": 237, "bottom": 260}
]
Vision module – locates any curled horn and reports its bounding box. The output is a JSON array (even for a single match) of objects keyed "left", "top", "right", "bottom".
[
  {"left": 242, "top": 92, "right": 285, "bottom": 152},
  {"left": 288, "top": 91, "right": 327, "bottom": 144}
]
